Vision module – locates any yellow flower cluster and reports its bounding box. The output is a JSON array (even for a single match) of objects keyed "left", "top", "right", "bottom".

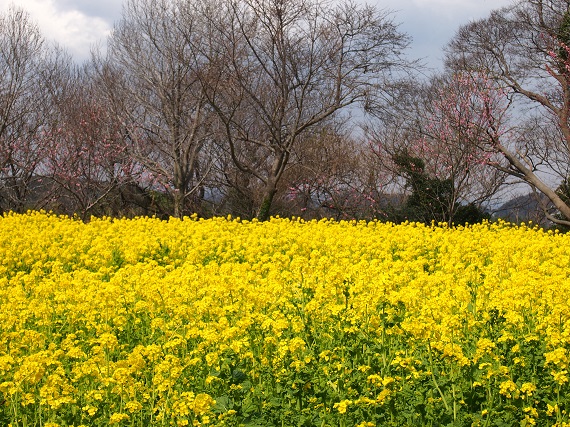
[{"left": 0, "top": 212, "right": 569, "bottom": 425}]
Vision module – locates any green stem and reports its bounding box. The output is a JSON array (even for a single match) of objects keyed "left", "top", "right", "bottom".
[
  {"left": 427, "top": 342, "right": 450, "bottom": 413},
  {"left": 452, "top": 382, "right": 457, "bottom": 421},
  {"left": 483, "top": 384, "right": 492, "bottom": 427}
]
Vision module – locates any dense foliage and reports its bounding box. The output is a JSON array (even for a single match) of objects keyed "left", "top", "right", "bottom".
[{"left": 0, "top": 212, "right": 569, "bottom": 426}]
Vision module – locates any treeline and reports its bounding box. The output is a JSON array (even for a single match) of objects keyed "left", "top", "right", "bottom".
[{"left": 2, "top": 0, "right": 570, "bottom": 225}]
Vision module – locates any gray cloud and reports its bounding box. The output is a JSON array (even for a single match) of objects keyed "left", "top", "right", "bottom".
[
  {"left": 381, "top": 0, "right": 514, "bottom": 68},
  {"left": 54, "top": 0, "right": 122, "bottom": 22},
  {"left": 0, "top": 0, "right": 512, "bottom": 66}
]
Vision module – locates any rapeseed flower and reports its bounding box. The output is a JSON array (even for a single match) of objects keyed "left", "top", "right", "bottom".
[{"left": 1, "top": 212, "right": 570, "bottom": 425}]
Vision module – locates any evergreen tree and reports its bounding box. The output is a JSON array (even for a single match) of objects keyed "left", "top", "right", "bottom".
[{"left": 392, "top": 150, "right": 488, "bottom": 225}]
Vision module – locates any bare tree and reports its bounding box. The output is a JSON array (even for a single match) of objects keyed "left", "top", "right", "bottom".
[
  {"left": 0, "top": 6, "right": 63, "bottom": 212},
  {"left": 195, "top": 0, "right": 410, "bottom": 220},
  {"left": 281, "top": 122, "right": 393, "bottom": 220},
  {"left": 419, "top": 73, "right": 506, "bottom": 207},
  {"left": 98, "top": 0, "right": 215, "bottom": 218},
  {"left": 362, "top": 77, "right": 486, "bottom": 225},
  {"left": 42, "top": 63, "right": 143, "bottom": 219},
  {"left": 446, "top": 0, "right": 570, "bottom": 225}
]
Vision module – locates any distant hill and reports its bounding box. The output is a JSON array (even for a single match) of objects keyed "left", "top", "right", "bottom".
[{"left": 492, "top": 193, "right": 551, "bottom": 225}]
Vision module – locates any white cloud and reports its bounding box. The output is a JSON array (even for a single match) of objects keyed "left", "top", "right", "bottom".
[{"left": 0, "top": 0, "right": 112, "bottom": 62}]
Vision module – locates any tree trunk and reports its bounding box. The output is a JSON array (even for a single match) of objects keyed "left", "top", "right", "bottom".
[
  {"left": 173, "top": 189, "right": 184, "bottom": 219},
  {"left": 498, "top": 143, "right": 570, "bottom": 221},
  {"left": 257, "top": 179, "right": 278, "bottom": 221}
]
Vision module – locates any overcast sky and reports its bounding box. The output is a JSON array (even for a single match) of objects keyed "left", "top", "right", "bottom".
[{"left": 1, "top": 0, "right": 514, "bottom": 67}]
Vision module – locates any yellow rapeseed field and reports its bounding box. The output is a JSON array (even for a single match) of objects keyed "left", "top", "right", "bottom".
[{"left": 1, "top": 211, "right": 569, "bottom": 426}]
